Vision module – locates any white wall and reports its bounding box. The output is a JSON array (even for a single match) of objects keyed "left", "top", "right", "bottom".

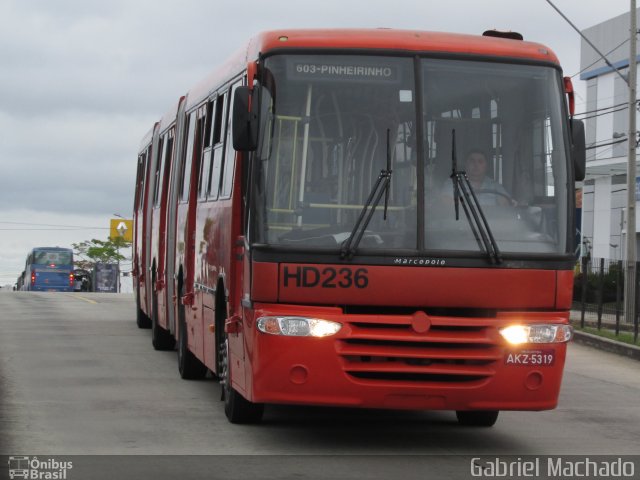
[
  {"left": 119, "top": 274, "right": 133, "bottom": 293},
  {"left": 592, "top": 177, "right": 612, "bottom": 258},
  {"left": 595, "top": 74, "right": 614, "bottom": 159}
]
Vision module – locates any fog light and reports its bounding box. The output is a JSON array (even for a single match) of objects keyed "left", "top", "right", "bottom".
[
  {"left": 499, "top": 324, "right": 572, "bottom": 345},
  {"left": 257, "top": 316, "right": 342, "bottom": 337}
]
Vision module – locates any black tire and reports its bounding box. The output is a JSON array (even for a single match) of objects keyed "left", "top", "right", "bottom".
[
  {"left": 151, "top": 293, "right": 175, "bottom": 351},
  {"left": 177, "top": 304, "right": 207, "bottom": 380},
  {"left": 219, "top": 333, "right": 264, "bottom": 424},
  {"left": 456, "top": 410, "right": 499, "bottom": 427},
  {"left": 136, "top": 287, "right": 151, "bottom": 329}
]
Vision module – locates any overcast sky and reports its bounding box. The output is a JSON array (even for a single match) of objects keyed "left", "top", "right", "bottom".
[{"left": 0, "top": 0, "right": 631, "bottom": 285}]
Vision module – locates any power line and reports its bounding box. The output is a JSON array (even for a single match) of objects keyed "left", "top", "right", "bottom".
[
  {"left": 574, "top": 101, "right": 630, "bottom": 117},
  {"left": 580, "top": 104, "right": 631, "bottom": 121},
  {"left": 0, "top": 228, "right": 109, "bottom": 231},
  {"left": 0, "top": 221, "right": 109, "bottom": 230},
  {"left": 586, "top": 138, "right": 628, "bottom": 150},
  {"left": 571, "top": 38, "right": 630, "bottom": 79},
  {"left": 545, "top": 0, "right": 629, "bottom": 86}
]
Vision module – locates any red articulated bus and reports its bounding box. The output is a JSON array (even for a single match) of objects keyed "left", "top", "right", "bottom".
[{"left": 133, "top": 28, "right": 586, "bottom": 426}]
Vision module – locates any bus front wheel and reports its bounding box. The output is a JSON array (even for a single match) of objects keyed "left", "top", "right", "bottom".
[{"left": 219, "top": 334, "right": 264, "bottom": 424}]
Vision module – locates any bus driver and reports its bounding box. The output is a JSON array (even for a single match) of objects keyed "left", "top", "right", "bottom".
[{"left": 444, "top": 149, "right": 515, "bottom": 207}]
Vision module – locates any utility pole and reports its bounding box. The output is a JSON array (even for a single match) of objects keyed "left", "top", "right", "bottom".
[{"left": 625, "top": 0, "right": 638, "bottom": 326}]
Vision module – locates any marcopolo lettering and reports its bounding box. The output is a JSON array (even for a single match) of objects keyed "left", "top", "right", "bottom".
[{"left": 393, "top": 258, "right": 446, "bottom": 266}]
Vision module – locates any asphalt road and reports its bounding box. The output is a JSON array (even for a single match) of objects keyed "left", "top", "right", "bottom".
[{"left": 1, "top": 292, "right": 639, "bottom": 479}]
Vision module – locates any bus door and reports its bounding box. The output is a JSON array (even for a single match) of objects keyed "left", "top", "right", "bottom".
[
  {"left": 182, "top": 103, "right": 209, "bottom": 360},
  {"left": 166, "top": 98, "right": 187, "bottom": 335},
  {"left": 223, "top": 82, "right": 247, "bottom": 391}
]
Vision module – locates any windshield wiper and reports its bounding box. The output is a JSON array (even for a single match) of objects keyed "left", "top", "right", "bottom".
[
  {"left": 449, "top": 130, "right": 502, "bottom": 264},
  {"left": 340, "top": 129, "right": 393, "bottom": 260}
]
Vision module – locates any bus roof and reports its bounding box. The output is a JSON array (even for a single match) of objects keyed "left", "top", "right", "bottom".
[
  {"left": 249, "top": 28, "right": 560, "bottom": 65},
  {"left": 169, "top": 28, "right": 562, "bottom": 125}
]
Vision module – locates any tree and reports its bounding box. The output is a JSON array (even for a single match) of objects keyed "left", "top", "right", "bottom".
[{"left": 72, "top": 237, "right": 130, "bottom": 270}]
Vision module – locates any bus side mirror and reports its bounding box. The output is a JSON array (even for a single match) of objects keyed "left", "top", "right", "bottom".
[
  {"left": 571, "top": 119, "right": 586, "bottom": 182},
  {"left": 232, "top": 86, "right": 258, "bottom": 152}
]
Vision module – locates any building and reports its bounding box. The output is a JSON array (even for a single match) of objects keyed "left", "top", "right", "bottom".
[{"left": 580, "top": 8, "right": 640, "bottom": 261}]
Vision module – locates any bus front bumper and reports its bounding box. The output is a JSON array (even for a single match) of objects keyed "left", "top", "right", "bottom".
[{"left": 246, "top": 306, "right": 569, "bottom": 411}]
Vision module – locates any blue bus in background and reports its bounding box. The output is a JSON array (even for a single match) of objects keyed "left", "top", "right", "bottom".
[{"left": 23, "top": 247, "right": 74, "bottom": 292}]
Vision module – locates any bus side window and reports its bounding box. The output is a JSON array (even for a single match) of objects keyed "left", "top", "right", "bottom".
[
  {"left": 190, "top": 104, "right": 208, "bottom": 201},
  {"left": 208, "top": 92, "right": 228, "bottom": 200},
  {"left": 134, "top": 152, "right": 147, "bottom": 212},
  {"left": 153, "top": 135, "right": 166, "bottom": 207},
  {"left": 199, "top": 101, "right": 214, "bottom": 200},
  {"left": 162, "top": 128, "right": 175, "bottom": 203},
  {"left": 221, "top": 81, "right": 243, "bottom": 199},
  {"left": 180, "top": 112, "right": 196, "bottom": 202}
]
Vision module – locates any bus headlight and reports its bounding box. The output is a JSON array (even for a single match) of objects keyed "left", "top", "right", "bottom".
[
  {"left": 257, "top": 316, "right": 342, "bottom": 337},
  {"left": 499, "top": 324, "right": 572, "bottom": 345}
]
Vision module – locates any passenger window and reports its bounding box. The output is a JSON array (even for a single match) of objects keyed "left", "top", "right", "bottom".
[
  {"left": 208, "top": 92, "right": 228, "bottom": 200},
  {"left": 199, "top": 101, "right": 214, "bottom": 200},
  {"left": 134, "top": 153, "right": 146, "bottom": 212},
  {"left": 221, "top": 82, "right": 242, "bottom": 199},
  {"left": 193, "top": 103, "right": 209, "bottom": 200},
  {"left": 163, "top": 127, "right": 175, "bottom": 204},
  {"left": 153, "top": 136, "right": 166, "bottom": 207},
  {"left": 180, "top": 112, "right": 196, "bottom": 202}
]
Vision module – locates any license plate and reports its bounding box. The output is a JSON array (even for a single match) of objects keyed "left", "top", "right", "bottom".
[{"left": 505, "top": 349, "right": 555, "bottom": 366}]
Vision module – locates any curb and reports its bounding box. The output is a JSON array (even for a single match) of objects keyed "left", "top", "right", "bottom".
[{"left": 571, "top": 330, "right": 640, "bottom": 362}]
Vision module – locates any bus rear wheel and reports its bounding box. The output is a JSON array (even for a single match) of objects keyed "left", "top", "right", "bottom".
[
  {"left": 219, "top": 334, "right": 264, "bottom": 424},
  {"left": 456, "top": 410, "right": 499, "bottom": 427},
  {"left": 151, "top": 293, "right": 175, "bottom": 351},
  {"left": 136, "top": 290, "right": 151, "bottom": 329},
  {"left": 177, "top": 305, "right": 207, "bottom": 379}
]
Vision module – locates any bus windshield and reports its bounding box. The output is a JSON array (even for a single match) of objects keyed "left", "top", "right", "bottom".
[
  {"left": 253, "top": 54, "right": 569, "bottom": 258},
  {"left": 33, "top": 249, "right": 73, "bottom": 266}
]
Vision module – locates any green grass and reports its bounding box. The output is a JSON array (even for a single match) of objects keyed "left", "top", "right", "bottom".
[{"left": 574, "top": 325, "right": 640, "bottom": 346}]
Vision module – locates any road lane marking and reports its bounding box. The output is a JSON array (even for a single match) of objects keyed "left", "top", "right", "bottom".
[{"left": 71, "top": 294, "right": 97, "bottom": 304}]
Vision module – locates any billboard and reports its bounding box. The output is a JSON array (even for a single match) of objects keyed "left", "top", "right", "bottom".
[
  {"left": 94, "top": 263, "right": 119, "bottom": 293},
  {"left": 110, "top": 219, "right": 133, "bottom": 242}
]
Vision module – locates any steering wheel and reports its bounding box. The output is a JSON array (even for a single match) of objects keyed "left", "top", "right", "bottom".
[{"left": 475, "top": 189, "right": 515, "bottom": 206}]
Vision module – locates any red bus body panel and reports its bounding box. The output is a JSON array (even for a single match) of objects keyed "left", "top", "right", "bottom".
[{"left": 275, "top": 264, "right": 557, "bottom": 308}]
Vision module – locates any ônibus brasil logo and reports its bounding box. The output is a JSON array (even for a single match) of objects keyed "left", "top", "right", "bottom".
[{"left": 8, "top": 456, "right": 73, "bottom": 479}]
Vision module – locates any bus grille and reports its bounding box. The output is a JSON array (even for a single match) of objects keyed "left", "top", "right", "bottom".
[{"left": 337, "top": 315, "right": 500, "bottom": 386}]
